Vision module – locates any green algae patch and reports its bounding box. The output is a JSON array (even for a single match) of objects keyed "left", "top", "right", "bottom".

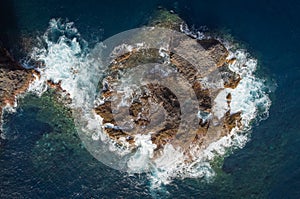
[
  {"left": 148, "top": 9, "right": 183, "bottom": 30},
  {"left": 19, "top": 90, "right": 75, "bottom": 135},
  {"left": 15, "top": 90, "right": 95, "bottom": 175}
]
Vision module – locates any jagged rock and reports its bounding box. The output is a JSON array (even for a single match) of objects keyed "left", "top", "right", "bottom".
[
  {"left": 219, "top": 64, "right": 241, "bottom": 89},
  {"left": 197, "top": 39, "right": 229, "bottom": 67},
  {"left": 94, "top": 10, "right": 243, "bottom": 154}
]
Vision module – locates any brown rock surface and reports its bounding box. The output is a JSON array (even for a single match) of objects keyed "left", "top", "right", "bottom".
[
  {"left": 197, "top": 39, "right": 229, "bottom": 67},
  {"left": 92, "top": 11, "right": 244, "bottom": 158},
  {"left": 0, "top": 46, "right": 36, "bottom": 128},
  {"left": 94, "top": 26, "right": 242, "bottom": 154}
]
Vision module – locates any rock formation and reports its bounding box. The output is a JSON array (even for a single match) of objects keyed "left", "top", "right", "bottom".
[
  {"left": 94, "top": 10, "right": 242, "bottom": 155},
  {"left": 0, "top": 10, "right": 243, "bottom": 162},
  {"left": 0, "top": 45, "right": 36, "bottom": 128}
]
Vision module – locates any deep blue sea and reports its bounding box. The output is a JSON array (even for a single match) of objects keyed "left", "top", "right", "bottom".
[{"left": 1, "top": 0, "right": 300, "bottom": 198}]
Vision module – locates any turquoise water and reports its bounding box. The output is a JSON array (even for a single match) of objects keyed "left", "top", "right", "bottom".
[{"left": 1, "top": 0, "right": 300, "bottom": 198}]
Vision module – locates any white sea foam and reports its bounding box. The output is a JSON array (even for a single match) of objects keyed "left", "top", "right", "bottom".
[
  {"left": 30, "top": 19, "right": 103, "bottom": 106},
  {"left": 227, "top": 50, "right": 271, "bottom": 128},
  {"left": 212, "top": 89, "right": 230, "bottom": 120},
  {"left": 127, "top": 134, "right": 157, "bottom": 173},
  {"left": 147, "top": 26, "right": 271, "bottom": 187},
  {"left": 27, "top": 19, "right": 272, "bottom": 188}
]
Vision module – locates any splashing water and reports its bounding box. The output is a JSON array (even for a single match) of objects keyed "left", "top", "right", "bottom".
[{"left": 26, "top": 19, "right": 271, "bottom": 188}]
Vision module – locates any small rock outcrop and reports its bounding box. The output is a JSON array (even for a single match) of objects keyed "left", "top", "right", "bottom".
[{"left": 0, "top": 46, "right": 36, "bottom": 127}]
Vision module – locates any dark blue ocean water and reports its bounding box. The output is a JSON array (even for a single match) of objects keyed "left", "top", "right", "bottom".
[{"left": 0, "top": 0, "right": 300, "bottom": 198}]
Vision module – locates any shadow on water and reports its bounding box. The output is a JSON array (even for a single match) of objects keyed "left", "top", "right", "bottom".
[
  {"left": 0, "top": 0, "right": 18, "bottom": 148},
  {"left": 0, "top": 0, "right": 21, "bottom": 54}
]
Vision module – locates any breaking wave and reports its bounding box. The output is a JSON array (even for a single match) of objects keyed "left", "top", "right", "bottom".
[{"left": 26, "top": 19, "right": 271, "bottom": 188}]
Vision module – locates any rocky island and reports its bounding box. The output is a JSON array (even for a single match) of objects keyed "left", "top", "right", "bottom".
[
  {"left": 0, "top": 10, "right": 259, "bottom": 175},
  {"left": 94, "top": 10, "right": 243, "bottom": 160}
]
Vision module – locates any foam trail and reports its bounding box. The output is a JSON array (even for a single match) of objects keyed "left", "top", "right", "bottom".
[
  {"left": 30, "top": 19, "right": 106, "bottom": 107},
  {"left": 28, "top": 19, "right": 110, "bottom": 149}
]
